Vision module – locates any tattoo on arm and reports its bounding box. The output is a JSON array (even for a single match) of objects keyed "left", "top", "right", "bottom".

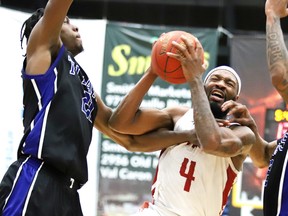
[
  {"left": 266, "top": 18, "right": 285, "bottom": 66},
  {"left": 266, "top": 17, "right": 288, "bottom": 97}
]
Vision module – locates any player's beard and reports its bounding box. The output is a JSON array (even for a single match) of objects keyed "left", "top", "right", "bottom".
[{"left": 210, "top": 101, "right": 228, "bottom": 119}]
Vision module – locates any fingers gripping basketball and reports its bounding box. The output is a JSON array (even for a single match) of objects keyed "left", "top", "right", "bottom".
[{"left": 151, "top": 31, "right": 204, "bottom": 84}]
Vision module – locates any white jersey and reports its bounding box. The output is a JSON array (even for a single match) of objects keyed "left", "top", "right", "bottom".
[{"left": 137, "top": 109, "right": 239, "bottom": 216}]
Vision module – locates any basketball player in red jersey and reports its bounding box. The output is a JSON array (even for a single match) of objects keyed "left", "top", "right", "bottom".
[{"left": 109, "top": 35, "right": 256, "bottom": 215}]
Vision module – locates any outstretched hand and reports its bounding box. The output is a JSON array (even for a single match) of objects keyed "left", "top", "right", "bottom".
[{"left": 265, "top": 0, "right": 288, "bottom": 18}]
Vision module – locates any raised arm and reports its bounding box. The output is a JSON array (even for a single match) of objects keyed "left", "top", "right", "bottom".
[
  {"left": 222, "top": 100, "right": 277, "bottom": 168},
  {"left": 266, "top": 0, "right": 288, "bottom": 102},
  {"left": 25, "top": 0, "right": 73, "bottom": 75}
]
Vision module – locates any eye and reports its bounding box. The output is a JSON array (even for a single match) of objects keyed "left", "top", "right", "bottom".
[
  {"left": 210, "top": 77, "right": 219, "bottom": 82},
  {"left": 226, "top": 81, "right": 235, "bottom": 88}
]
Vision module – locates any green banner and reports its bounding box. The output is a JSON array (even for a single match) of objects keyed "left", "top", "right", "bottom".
[{"left": 97, "top": 21, "right": 219, "bottom": 215}]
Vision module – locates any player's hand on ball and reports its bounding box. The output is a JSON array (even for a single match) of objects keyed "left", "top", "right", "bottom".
[
  {"left": 151, "top": 31, "right": 204, "bottom": 84},
  {"left": 166, "top": 34, "right": 206, "bottom": 82}
]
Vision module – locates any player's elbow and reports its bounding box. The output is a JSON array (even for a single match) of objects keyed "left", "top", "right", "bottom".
[
  {"left": 123, "top": 144, "right": 138, "bottom": 152},
  {"left": 254, "top": 162, "right": 268, "bottom": 169},
  {"left": 270, "top": 66, "right": 286, "bottom": 90},
  {"left": 108, "top": 122, "right": 130, "bottom": 135},
  {"left": 200, "top": 138, "right": 222, "bottom": 154},
  {"left": 249, "top": 151, "right": 270, "bottom": 169},
  {"left": 249, "top": 156, "right": 269, "bottom": 168},
  {"left": 109, "top": 117, "right": 138, "bottom": 135},
  {"left": 117, "top": 138, "right": 138, "bottom": 152},
  {"left": 117, "top": 136, "right": 147, "bottom": 153},
  {"left": 108, "top": 116, "right": 122, "bottom": 132},
  {"left": 200, "top": 134, "right": 223, "bottom": 152}
]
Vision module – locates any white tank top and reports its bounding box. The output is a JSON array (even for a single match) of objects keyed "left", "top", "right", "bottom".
[{"left": 150, "top": 109, "right": 238, "bottom": 216}]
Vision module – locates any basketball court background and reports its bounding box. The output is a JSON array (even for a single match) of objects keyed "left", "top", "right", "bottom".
[{"left": 1, "top": 6, "right": 286, "bottom": 216}]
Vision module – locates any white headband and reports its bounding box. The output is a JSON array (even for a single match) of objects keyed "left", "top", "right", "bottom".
[{"left": 203, "top": 65, "right": 242, "bottom": 96}]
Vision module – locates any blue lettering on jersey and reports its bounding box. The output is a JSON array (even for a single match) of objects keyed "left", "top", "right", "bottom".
[
  {"left": 68, "top": 56, "right": 81, "bottom": 75},
  {"left": 265, "top": 158, "right": 274, "bottom": 187},
  {"left": 81, "top": 78, "right": 95, "bottom": 123},
  {"left": 274, "top": 134, "right": 287, "bottom": 155},
  {"left": 68, "top": 55, "right": 95, "bottom": 123}
]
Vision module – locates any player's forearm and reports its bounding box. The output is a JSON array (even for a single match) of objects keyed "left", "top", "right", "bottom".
[
  {"left": 249, "top": 135, "right": 272, "bottom": 168},
  {"left": 266, "top": 14, "right": 288, "bottom": 68},
  {"left": 109, "top": 68, "right": 157, "bottom": 131},
  {"left": 245, "top": 121, "right": 271, "bottom": 167},
  {"left": 189, "top": 78, "right": 222, "bottom": 152},
  {"left": 130, "top": 129, "right": 198, "bottom": 152},
  {"left": 266, "top": 14, "right": 288, "bottom": 102}
]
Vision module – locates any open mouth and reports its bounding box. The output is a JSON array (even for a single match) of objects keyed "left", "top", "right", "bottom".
[{"left": 210, "top": 89, "right": 225, "bottom": 102}]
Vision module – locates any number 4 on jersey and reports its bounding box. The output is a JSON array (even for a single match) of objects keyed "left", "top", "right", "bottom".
[{"left": 179, "top": 158, "right": 196, "bottom": 192}]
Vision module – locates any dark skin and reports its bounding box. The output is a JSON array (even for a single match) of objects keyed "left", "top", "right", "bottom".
[
  {"left": 167, "top": 36, "right": 255, "bottom": 170},
  {"left": 265, "top": 0, "right": 288, "bottom": 103},
  {"left": 109, "top": 35, "right": 256, "bottom": 171},
  {"left": 220, "top": 0, "right": 288, "bottom": 169},
  {"left": 221, "top": 100, "right": 276, "bottom": 168},
  {"left": 25, "top": 0, "right": 197, "bottom": 153}
]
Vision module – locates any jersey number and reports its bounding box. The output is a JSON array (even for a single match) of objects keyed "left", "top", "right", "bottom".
[{"left": 179, "top": 158, "right": 196, "bottom": 192}]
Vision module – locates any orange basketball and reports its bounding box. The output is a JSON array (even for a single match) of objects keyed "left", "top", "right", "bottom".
[{"left": 151, "top": 31, "right": 204, "bottom": 84}]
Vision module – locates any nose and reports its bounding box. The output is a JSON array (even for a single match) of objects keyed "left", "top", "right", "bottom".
[
  {"left": 215, "top": 80, "right": 226, "bottom": 89},
  {"left": 72, "top": 25, "right": 79, "bottom": 32}
]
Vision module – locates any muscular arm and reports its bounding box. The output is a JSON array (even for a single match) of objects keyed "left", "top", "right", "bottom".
[
  {"left": 94, "top": 94, "right": 197, "bottom": 152},
  {"left": 266, "top": 0, "right": 288, "bottom": 102},
  {"left": 109, "top": 67, "right": 174, "bottom": 135},
  {"left": 190, "top": 78, "right": 254, "bottom": 157}
]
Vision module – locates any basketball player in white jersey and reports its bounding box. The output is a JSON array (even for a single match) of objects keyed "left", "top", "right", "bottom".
[{"left": 109, "top": 35, "right": 255, "bottom": 215}]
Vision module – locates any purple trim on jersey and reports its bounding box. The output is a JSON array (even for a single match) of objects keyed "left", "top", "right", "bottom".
[
  {"left": 22, "top": 46, "right": 65, "bottom": 157},
  {"left": 3, "top": 157, "right": 42, "bottom": 216},
  {"left": 21, "top": 46, "right": 65, "bottom": 79}
]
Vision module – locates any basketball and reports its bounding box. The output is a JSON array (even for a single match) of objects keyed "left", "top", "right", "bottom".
[{"left": 151, "top": 31, "right": 204, "bottom": 84}]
